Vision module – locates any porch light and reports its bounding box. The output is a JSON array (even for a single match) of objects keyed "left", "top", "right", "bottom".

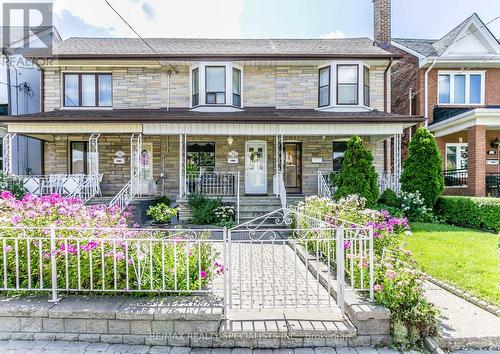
[
  {"left": 491, "top": 138, "right": 500, "bottom": 148},
  {"left": 227, "top": 136, "right": 234, "bottom": 146}
]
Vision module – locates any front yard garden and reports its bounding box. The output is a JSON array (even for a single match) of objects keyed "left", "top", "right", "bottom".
[{"left": 407, "top": 222, "right": 500, "bottom": 306}]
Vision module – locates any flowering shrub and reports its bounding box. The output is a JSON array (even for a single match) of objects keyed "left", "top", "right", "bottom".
[
  {"left": 147, "top": 203, "right": 178, "bottom": 224},
  {"left": 399, "top": 191, "right": 432, "bottom": 222},
  {"left": 0, "top": 173, "right": 24, "bottom": 200},
  {"left": 213, "top": 205, "right": 236, "bottom": 228},
  {"left": 0, "top": 192, "right": 220, "bottom": 293},
  {"left": 296, "top": 194, "right": 438, "bottom": 348}
]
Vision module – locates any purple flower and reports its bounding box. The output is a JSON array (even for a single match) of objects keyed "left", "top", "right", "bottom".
[
  {"left": 3, "top": 245, "right": 13, "bottom": 252},
  {"left": 200, "top": 270, "right": 207, "bottom": 279},
  {"left": 0, "top": 191, "right": 13, "bottom": 199},
  {"left": 343, "top": 240, "right": 351, "bottom": 250},
  {"left": 10, "top": 214, "right": 21, "bottom": 225}
]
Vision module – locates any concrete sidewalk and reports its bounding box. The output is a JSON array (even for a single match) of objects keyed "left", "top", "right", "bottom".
[{"left": 423, "top": 281, "right": 500, "bottom": 350}]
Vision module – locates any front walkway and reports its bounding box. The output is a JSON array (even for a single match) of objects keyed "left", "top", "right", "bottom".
[
  {"left": 0, "top": 340, "right": 404, "bottom": 353},
  {"left": 424, "top": 281, "right": 500, "bottom": 349}
]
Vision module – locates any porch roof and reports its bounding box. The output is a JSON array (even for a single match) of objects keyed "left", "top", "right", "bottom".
[{"left": 3, "top": 108, "right": 423, "bottom": 124}]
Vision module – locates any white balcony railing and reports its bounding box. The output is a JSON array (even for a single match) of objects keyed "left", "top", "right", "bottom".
[{"left": 67, "top": 175, "right": 101, "bottom": 204}]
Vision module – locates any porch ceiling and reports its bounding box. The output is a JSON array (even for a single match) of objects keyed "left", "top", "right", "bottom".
[{"left": 429, "top": 108, "right": 500, "bottom": 137}]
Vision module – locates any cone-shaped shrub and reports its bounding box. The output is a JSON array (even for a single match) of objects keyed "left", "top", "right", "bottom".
[
  {"left": 400, "top": 127, "right": 444, "bottom": 208},
  {"left": 334, "top": 136, "right": 379, "bottom": 205}
]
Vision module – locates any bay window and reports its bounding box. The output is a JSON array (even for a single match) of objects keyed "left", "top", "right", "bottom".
[
  {"left": 363, "top": 66, "right": 370, "bottom": 107},
  {"left": 318, "top": 66, "right": 330, "bottom": 107},
  {"left": 192, "top": 68, "right": 199, "bottom": 106},
  {"left": 438, "top": 72, "right": 484, "bottom": 105},
  {"left": 63, "top": 73, "right": 112, "bottom": 107},
  {"left": 206, "top": 66, "right": 226, "bottom": 104},
  {"left": 232, "top": 68, "right": 241, "bottom": 107},
  {"left": 337, "top": 65, "right": 358, "bottom": 105}
]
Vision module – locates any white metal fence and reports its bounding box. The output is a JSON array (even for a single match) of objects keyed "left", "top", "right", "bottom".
[{"left": 0, "top": 207, "right": 374, "bottom": 314}]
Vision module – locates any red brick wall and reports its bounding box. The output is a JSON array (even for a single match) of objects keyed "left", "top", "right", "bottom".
[{"left": 418, "top": 68, "right": 500, "bottom": 124}]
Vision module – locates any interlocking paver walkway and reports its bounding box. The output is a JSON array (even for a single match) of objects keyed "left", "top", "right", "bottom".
[{"left": 0, "top": 340, "right": 410, "bottom": 353}]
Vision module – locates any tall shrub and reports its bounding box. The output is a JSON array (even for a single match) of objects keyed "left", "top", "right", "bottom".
[
  {"left": 334, "top": 136, "right": 379, "bottom": 204},
  {"left": 400, "top": 128, "right": 444, "bottom": 208}
]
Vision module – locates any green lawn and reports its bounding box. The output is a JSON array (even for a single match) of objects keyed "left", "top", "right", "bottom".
[{"left": 407, "top": 223, "right": 500, "bottom": 306}]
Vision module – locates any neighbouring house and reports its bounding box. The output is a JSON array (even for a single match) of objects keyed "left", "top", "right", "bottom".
[
  {"left": 0, "top": 1, "right": 421, "bottom": 222},
  {"left": 390, "top": 9, "right": 500, "bottom": 197},
  {"left": 0, "top": 26, "right": 61, "bottom": 174}
]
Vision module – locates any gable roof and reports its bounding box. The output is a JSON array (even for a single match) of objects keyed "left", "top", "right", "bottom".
[
  {"left": 26, "top": 37, "right": 399, "bottom": 59},
  {"left": 393, "top": 13, "right": 500, "bottom": 59},
  {"left": 1, "top": 26, "right": 61, "bottom": 53}
]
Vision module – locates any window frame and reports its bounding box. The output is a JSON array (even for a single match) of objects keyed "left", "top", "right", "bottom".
[
  {"left": 363, "top": 66, "right": 370, "bottom": 107},
  {"left": 318, "top": 66, "right": 331, "bottom": 108},
  {"left": 192, "top": 68, "right": 199, "bottom": 107},
  {"left": 62, "top": 73, "right": 113, "bottom": 108},
  {"left": 205, "top": 66, "right": 226, "bottom": 105},
  {"left": 437, "top": 71, "right": 485, "bottom": 106},
  {"left": 69, "top": 141, "right": 88, "bottom": 174},
  {"left": 232, "top": 67, "right": 242, "bottom": 107},
  {"left": 336, "top": 64, "right": 359, "bottom": 106},
  {"left": 445, "top": 143, "right": 468, "bottom": 171}
]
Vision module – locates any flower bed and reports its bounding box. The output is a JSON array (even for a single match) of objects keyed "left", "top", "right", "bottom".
[
  {"left": 0, "top": 192, "right": 221, "bottom": 294},
  {"left": 296, "top": 195, "right": 438, "bottom": 348}
]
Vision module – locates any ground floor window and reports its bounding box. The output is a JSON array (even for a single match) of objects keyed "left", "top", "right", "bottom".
[
  {"left": 445, "top": 143, "right": 468, "bottom": 170},
  {"left": 70, "top": 141, "right": 88, "bottom": 174},
  {"left": 333, "top": 141, "right": 348, "bottom": 172},
  {"left": 186, "top": 142, "right": 215, "bottom": 174}
]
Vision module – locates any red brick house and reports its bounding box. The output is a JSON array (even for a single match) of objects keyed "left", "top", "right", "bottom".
[{"left": 387, "top": 9, "right": 500, "bottom": 197}]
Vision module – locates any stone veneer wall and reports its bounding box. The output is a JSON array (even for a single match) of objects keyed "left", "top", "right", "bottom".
[
  {"left": 43, "top": 134, "right": 386, "bottom": 198},
  {"left": 43, "top": 65, "right": 387, "bottom": 111}
]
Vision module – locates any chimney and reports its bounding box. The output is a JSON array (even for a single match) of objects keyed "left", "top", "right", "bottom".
[{"left": 373, "top": 0, "right": 391, "bottom": 47}]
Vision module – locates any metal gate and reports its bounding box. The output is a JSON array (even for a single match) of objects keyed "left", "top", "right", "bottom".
[{"left": 223, "top": 207, "right": 346, "bottom": 313}]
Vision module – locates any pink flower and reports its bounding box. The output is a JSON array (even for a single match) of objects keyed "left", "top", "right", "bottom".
[
  {"left": 3, "top": 245, "right": 13, "bottom": 252},
  {"left": 373, "top": 284, "right": 383, "bottom": 292},
  {"left": 200, "top": 270, "right": 207, "bottom": 279},
  {"left": 0, "top": 191, "right": 13, "bottom": 199},
  {"left": 385, "top": 269, "right": 397, "bottom": 279},
  {"left": 115, "top": 252, "right": 125, "bottom": 261},
  {"left": 10, "top": 214, "right": 21, "bottom": 225},
  {"left": 343, "top": 240, "right": 351, "bottom": 250}
]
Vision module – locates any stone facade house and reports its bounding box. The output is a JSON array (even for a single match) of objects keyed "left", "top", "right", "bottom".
[
  {"left": 391, "top": 12, "right": 500, "bottom": 197},
  {"left": 1, "top": 2, "right": 421, "bottom": 221}
]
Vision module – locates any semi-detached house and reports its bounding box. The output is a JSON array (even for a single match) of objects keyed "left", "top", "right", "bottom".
[{"left": 1, "top": 1, "right": 421, "bottom": 221}]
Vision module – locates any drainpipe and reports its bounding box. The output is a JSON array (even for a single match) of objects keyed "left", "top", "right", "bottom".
[
  {"left": 166, "top": 70, "right": 171, "bottom": 111},
  {"left": 383, "top": 58, "right": 393, "bottom": 113},
  {"left": 424, "top": 59, "right": 437, "bottom": 127}
]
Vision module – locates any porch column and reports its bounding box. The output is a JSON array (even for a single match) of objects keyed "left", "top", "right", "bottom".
[
  {"left": 467, "top": 125, "right": 486, "bottom": 197},
  {"left": 88, "top": 133, "right": 101, "bottom": 177},
  {"left": 2, "top": 133, "right": 16, "bottom": 175},
  {"left": 393, "top": 134, "right": 402, "bottom": 192}
]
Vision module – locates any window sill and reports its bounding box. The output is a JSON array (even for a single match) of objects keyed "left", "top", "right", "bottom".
[
  {"left": 316, "top": 105, "right": 372, "bottom": 113},
  {"left": 190, "top": 105, "right": 244, "bottom": 113},
  {"left": 59, "top": 107, "right": 113, "bottom": 111}
]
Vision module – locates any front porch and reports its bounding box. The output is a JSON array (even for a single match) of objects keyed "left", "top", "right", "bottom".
[{"left": 431, "top": 108, "right": 500, "bottom": 197}]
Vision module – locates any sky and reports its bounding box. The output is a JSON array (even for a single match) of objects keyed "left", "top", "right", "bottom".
[{"left": 2, "top": 0, "right": 500, "bottom": 40}]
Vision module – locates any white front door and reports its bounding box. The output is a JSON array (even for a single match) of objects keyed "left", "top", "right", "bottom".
[{"left": 245, "top": 141, "right": 267, "bottom": 194}]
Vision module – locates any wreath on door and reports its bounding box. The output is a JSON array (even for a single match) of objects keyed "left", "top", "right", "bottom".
[{"left": 249, "top": 151, "right": 260, "bottom": 162}]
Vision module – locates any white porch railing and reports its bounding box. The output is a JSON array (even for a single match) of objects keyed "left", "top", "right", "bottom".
[
  {"left": 18, "top": 174, "right": 100, "bottom": 198},
  {"left": 378, "top": 172, "right": 401, "bottom": 194},
  {"left": 317, "top": 171, "right": 332, "bottom": 199},
  {"left": 67, "top": 175, "right": 100, "bottom": 204},
  {"left": 109, "top": 177, "right": 140, "bottom": 212},
  {"left": 273, "top": 173, "right": 287, "bottom": 209},
  {"left": 185, "top": 171, "right": 240, "bottom": 224}
]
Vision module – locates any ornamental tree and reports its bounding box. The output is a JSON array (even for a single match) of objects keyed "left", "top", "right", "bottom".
[
  {"left": 400, "top": 127, "right": 444, "bottom": 208},
  {"left": 334, "top": 136, "right": 379, "bottom": 205}
]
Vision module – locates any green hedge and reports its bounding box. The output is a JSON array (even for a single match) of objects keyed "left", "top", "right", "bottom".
[{"left": 435, "top": 196, "right": 500, "bottom": 232}]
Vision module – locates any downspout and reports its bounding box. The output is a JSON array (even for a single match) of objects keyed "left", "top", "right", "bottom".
[
  {"left": 424, "top": 59, "right": 437, "bottom": 127},
  {"left": 383, "top": 57, "right": 393, "bottom": 113},
  {"left": 166, "top": 70, "right": 171, "bottom": 111},
  {"left": 5, "top": 53, "right": 12, "bottom": 116}
]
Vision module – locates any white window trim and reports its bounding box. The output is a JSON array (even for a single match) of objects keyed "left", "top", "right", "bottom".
[
  {"left": 437, "top": 71, "right": 486, "bottom": 106},
  {"left": 316, "top": 60, "right": 371, "bottom": 112},
  {"left": 189, "top": 62, "right": 244, "bottom": 110},
  {"left": 59, "top": 70, "right": 114, "bottom": 109},
  {"left": 445, "top": 143, "right": 468, "bottom": 171}
]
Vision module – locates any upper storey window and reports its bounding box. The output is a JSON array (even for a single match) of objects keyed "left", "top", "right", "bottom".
[
  {"left": 317, "top": 62, "right": 370, "bottom": 109},
  {"left": 63, "top": 73, "right": 112, "bottom": 107},
  {"left": 438, "top": 72, "right": 484, "bottom": 105},
  {"left": 337, "top": 65, "right": 358, "bottom": 105},
  {"left": 190, "top": 62, "right": 242, "bottom": 109}
]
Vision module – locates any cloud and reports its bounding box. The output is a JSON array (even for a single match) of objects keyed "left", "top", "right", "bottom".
[
  {"left": 319, "top": 30, "right": 346, "bottom": 39},
  {"left": 52, "top": 0, "right": 243, "bottom": 38}
]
